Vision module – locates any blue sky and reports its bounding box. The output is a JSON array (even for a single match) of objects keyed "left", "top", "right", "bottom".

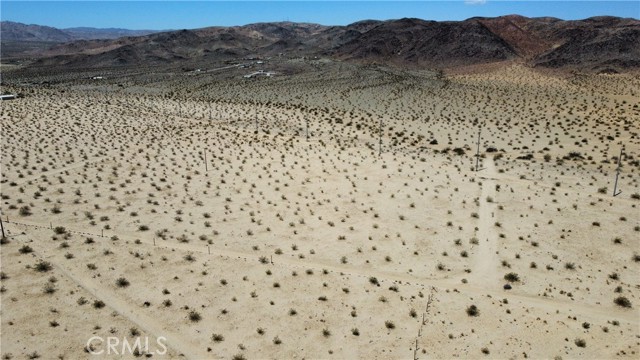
[{"left": 1, "top": 1, "right": 638, "bottom": 30}]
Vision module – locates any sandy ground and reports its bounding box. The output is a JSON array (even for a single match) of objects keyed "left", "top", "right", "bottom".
[{"left": 0, "top": 62, "right": 639, "bottom": 359}]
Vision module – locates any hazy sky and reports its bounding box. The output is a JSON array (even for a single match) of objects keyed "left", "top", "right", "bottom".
[{"left": 1, "top": 1, "right": 638, "bottom": 30}]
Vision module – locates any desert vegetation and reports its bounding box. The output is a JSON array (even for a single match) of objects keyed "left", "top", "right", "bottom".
[{"left": 0, "top": 59, "right": 638, "bottom": 359}]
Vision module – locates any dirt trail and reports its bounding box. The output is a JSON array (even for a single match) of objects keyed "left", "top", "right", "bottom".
[{"left": 470, "top": 157, "right": 500, "bottom": 286}]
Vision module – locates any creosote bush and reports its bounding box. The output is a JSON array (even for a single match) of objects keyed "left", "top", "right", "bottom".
[
  {"left": 188, "top": 310, "right": 202, "bottom": 322},
  {"left": 384, "top": 320, "right": 395, "bottom": 329},
  {"left": 504, "top": 272, "right": 520, "bottom": 282},
  {"left": 116, "top": 277, "right": 130, "bottom": 288},
  {"left": 34, "top": 260, "right": 53, "bottom": 272},
  {"left": 614, "top": 296, "right": 632, "bottom": 308},
  {"left": 466, "top": 305, "right": 479, "bottom": 317}
]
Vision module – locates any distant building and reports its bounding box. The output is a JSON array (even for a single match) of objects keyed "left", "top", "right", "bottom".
[{"left": 0, "top": 94, "right": 17, "bottom": 100}]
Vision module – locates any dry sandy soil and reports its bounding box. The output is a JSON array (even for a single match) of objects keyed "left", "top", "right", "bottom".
[{"left": 1, "top": 60, "right": 639, "bottom": 359}]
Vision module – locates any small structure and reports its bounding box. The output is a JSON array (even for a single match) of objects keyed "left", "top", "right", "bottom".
[
  {"left": 0, "top": 94, "right": 17, "bottom": 100},
  {"left": 243, "top": 70, "right": 275, "bottom": 79}
]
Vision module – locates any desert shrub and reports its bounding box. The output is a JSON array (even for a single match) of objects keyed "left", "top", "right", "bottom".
[
  {"left": 19, "top": 245, "right": 33, "bottom": 254},
  {"left": 614, "top": 296, "right": 632, "bottom": 308},
  {"left": 19, "top": 206, "right": 32, "bottom": 216},
  {"left": 43, "top": 283, "right": 56, "bottom": 294},
  {"left": 466, "top": 305, "right": 479, "bottom": 317},
  {"left": 574, "top": 338, "right": 586, "bottom": 347},
  {"left": 212, "top": 333, "right": 224, "bottom": 342},
  {"left": 504, "top": 272, "right": 519, "bottom": 282},
  {"left": 54, "top": 226, "right": 66, "bottom": 234},
  {"left": 116, "top": 277, "right": 130, "bottom": 288},
  {"left": 188, "top": 310, "right": 202, "bottom": 322},
  {"left": 34, "top": 260, "right": 52, "bottom": 272},
  {"left": 384, "top": 320, "right": 395, "bottom": 329}
]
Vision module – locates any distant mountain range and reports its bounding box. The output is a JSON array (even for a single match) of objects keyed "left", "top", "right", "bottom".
[
  {"left": 1, "top": 21, "right": 160, "bottom": 42},
  {"left": 2, "top": 16, "right": 639, "bottom": 72}
]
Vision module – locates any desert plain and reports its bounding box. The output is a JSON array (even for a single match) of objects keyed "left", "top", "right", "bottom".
[{"left": 0, "top": 58, "right": 639, "bottom": 359}]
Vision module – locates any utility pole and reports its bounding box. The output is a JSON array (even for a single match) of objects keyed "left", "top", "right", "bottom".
[
  {"left": 204, "top": 151, "right": 208, "bottom": 172},
  {"left": 613, "top": 146, "right": 623, "bottom": 197},
  {"left": 378, "top": 118, "right": 383, "bottom": 157},
  {"left": 306, "top": 118, "right": 309, "bottom": 141},
  {"left": 254, "top": 106, "right": 258, "bottom": 133},
  {"left": 0, "top": 217, "right": 5, "bottom": 240},
  {"left": 475, "top": 125, "right": 482, "bottom": 172}
]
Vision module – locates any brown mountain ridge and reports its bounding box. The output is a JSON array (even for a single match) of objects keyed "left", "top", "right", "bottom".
[{"left": 5, "top": 15, "right": 639, "bottom": 72}]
